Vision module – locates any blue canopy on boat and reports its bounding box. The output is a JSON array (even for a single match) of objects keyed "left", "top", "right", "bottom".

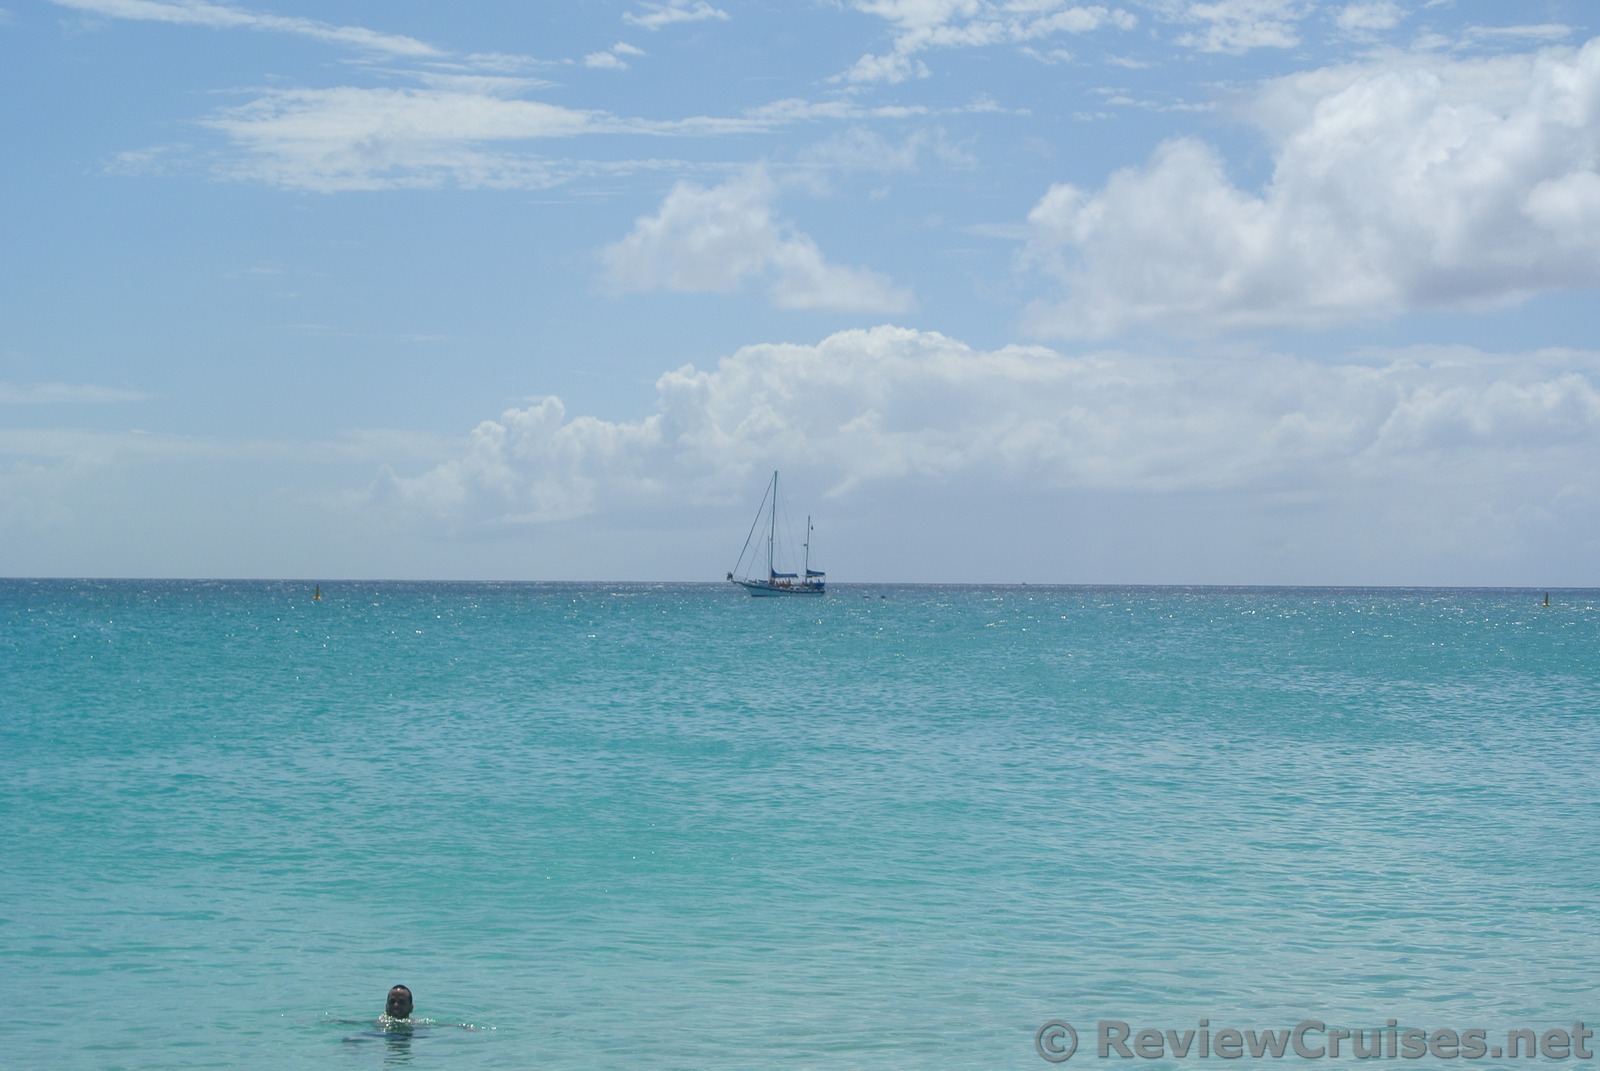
[
  {"left": 771, "top": 571, "right": 799, "bottom": 579},
  {"left": 806, "top": 570, "right": 825, "bottom": 577}
]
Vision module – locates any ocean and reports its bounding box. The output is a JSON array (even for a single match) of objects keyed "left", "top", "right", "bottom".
[{"left": 3, "top": 581, "right": 1597, "bottom": 1070}]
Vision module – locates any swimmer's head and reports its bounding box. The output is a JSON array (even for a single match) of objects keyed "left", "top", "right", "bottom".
[{"left": 385, "top": 985, "right": 413, "bottom": 1020}]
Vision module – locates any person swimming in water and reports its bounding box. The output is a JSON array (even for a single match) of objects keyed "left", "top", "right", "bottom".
[
  {"left": 333, "top": 985, "right": 476, "bottom": 1046},
  {"left": 383, "top": 985, "right": 413, "bottom": 1021}
]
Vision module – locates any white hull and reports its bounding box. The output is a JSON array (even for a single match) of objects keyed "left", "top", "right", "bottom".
[{"left": 734, "top": 578, "right": 825, "bottom": 596}]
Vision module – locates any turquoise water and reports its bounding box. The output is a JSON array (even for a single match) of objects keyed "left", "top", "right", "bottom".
[{"left": 3, "top": 581, "right": 1598, "bottom": 1070}]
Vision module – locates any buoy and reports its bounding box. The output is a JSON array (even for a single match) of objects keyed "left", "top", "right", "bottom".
[
  {"left": 313, "top": 585, "right": 322, "bottom": 601},
  {"left": 1543, "top": 592, "right": 1550, "bottom": 606}
]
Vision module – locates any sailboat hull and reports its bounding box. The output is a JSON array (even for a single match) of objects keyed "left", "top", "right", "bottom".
[{"left": 734, "top": 578, "right": 825, "bottom": 596}]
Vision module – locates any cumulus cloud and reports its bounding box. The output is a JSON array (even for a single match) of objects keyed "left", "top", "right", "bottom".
[
  {"left": 841, "top": 1, "right": 1137, "bottom": 84},
  {"left": 1022, "top": 37, "right": 1600, "bottom": 337},
  {"left": 600, "top": 169, "right": 916, "bottom": 313},
  {"left": 373, "top": 396, "right": 666, "bottom": 525},
  {"left": 374, "top": 325, "right": 1600, "bottom": 536}
]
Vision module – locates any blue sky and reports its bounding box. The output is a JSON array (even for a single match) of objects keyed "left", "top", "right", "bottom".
[{"left": 4, "top": 0, "right": 1600, "bottom": 583}]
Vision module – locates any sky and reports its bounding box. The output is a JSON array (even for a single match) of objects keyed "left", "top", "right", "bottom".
[{"left": 4, "top": 0, "right": 1600, "bottom": 585}]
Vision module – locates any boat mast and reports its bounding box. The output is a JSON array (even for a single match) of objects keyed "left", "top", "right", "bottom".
[
  {"left": 803, "top": 516, "right": 811, "bottom": 581},
  {"left": 767, "top": 470, "right": 778, "bottom": 580}
]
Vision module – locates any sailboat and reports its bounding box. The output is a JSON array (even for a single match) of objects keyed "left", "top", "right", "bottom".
[{"left": 727, "top": 471, "right": 826, "bottom": 596}]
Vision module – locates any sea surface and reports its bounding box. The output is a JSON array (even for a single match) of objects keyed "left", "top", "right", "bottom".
[{"left": 3, "top": 581, "right": 1598, "bottom": 1070}]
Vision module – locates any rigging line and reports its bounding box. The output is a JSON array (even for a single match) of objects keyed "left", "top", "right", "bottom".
[
  {"left": 732, "top": 478, "right": 773, "bottom": 576},
  {"left": 776, "top": 487, "right": 800, "bottom": 572}
]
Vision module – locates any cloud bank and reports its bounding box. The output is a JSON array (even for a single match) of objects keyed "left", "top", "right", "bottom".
[{"left": 375, "top": 326, "right": 1600, "bottom": 540}]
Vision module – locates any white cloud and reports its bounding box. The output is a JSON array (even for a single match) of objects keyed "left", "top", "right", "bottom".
[
  {"left": 599, "top": 169, "right": 915, "bottom": 313},
  {"left": 796, "top": 126, "right": 976, "bottom": 176},
  {"left": 59, "top": 0, "right": 756, "bottom": 191},
  {"left": 842, "top": 51, "right": 929, "bottom": 85},
  {"left": 373, "top": 396, "right": 666, "bottom": 525},
  {"left": 798, "top": 128, "right": 925, "bottom": 173},
  {"left": 1465, "top": 23, "right": 1573, "bottom": 44},
  {"left": 413, "top": 71, "right": 556, "bottom": 96},
  {"left": 1334, "top": 1, "right": 1401, "bottom": 34},
  {"left": 623, "top": 1, "right": 729, "bottom": 32},
  {"left": 50, "top": 0, "right": 439, "bottom": 56},
  {"left": 1023, "top": 37, "right": 1600, "bottom": 337},
  {"left": 0, "top": 382, "right": 154, "bottom": 404},
  {"left": 179, "top": 82, "right": 989, "bottom": 192},
  {"left": 842, "top": 2, "right": 1137, "bottom": 84},
  {"left": 195, "top": 84, "right": 775, "bottom": 191},
  {"left": 374, "top": 327, "right": 1600, "bottom": 548},
  {"left": 1168, "top": 0, "right": 1307, "bottom": 53},
  {"left": 8, "top": 336, "right": 1596, "bottom": 582},
  {"left": 199, "top": 87, "right": 603, "bottom": 191},
  {"left": 586, "top": 41, "right": 645, "bottom": 69},
  {"left": 75, "top": 0, "right": 1019, "bottom": 191}
]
